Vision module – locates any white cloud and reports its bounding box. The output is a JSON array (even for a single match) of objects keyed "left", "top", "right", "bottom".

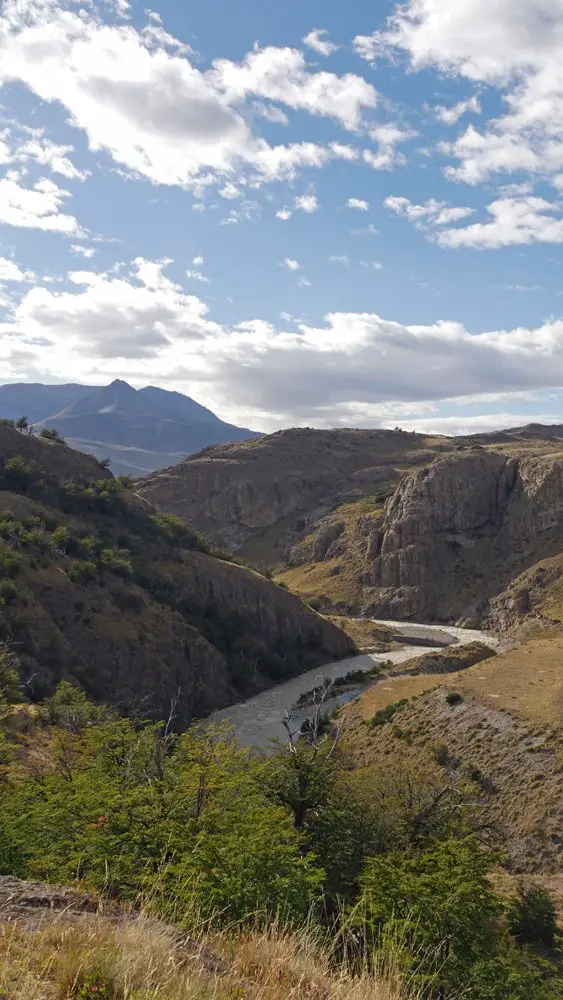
[
  {"left": 381, "top": 412, "right": 563, "bottom": 436},
  {"left": 71, "top": 244, "right": 97, "bottom": 258},
  {"left": 303, "top": 29, "right": 339, "bottom": 58},
  {"left": 386, "top": 192, "right": 563, "bottom": 248},
  {"left": 297, "top": 275, "right": 311, "bottom": 287},
  {"left": 385, "top": 195, "right": 475, "bottom": 228},
  {"left": 433, "top": 96, "right": 481, "bottom": 125},
  {"left": 15, "top": 134, "right": 89, "bottom": 181},
  {"left": 0, "top": 176, "right": 83, "bottom": 234},
  {"left": 329, "top": 255, "right": 349, "bottom": 264},
  {"left": 276, "top": 208, "right": 292, "bottom": 220},
  {"left": 360, "top": 260, "right": 383, "bottom": 270},
  {"left": 294, "top": 193, "right": 318, "bottom": 213},
  {"left": 0, "top": 4, "right": 374, "bottom": 195},
  {"left": 0, "top": 256, "right": 33, "bottom": 282},
  {"left": 186, "top": 269, "right": 210, "bottom": 283},
  {"left": 252, "top": 102, "right": 289, "bottom": 125},
  {"left": 192, "top": 255, "right": 204, "bottom": 266},
  {"left": 212, "top": 46, "right": 377, "bottom": 130},
  {"left": 437, "top": 196, "right": 563, "bottom": 248},
  {"left": 281, "top": 258, "right": 301, "bottom": 271},
  {"left": 218, "top": 182, "right": 241, "bottom": 199},
  {"left": 4, "top": 258, "right": 563, "bottom": 428},
  {"left": 364, "top": 124, "right": 417, "bottom": 170},
  {"left": 347, "top": 197, "right": 369, "bottom": 210},
  {"left": 375, "top": 0, "right": 563, "bottom": 186}
]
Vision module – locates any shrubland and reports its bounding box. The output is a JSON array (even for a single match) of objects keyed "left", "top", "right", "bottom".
[{"left": 0, "top": 676, "right": 562, "bottom": 1000}]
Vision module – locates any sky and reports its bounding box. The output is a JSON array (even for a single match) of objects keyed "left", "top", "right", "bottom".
[{"left": 1, "top": 0, "right": 563, "bottom": 435}]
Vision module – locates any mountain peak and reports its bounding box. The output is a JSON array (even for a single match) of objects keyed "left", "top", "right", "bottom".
[{"left": 108, "top": 379, "right": 134, "bottom": 391}]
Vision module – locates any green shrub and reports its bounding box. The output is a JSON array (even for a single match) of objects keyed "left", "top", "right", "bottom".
[
  {"left": 370, "top": 698, "right": 408, "bottom": 727},
  {"left": 67, "top": 559, "right": 98, "bottom": 583},
  {"left": 508, "top": 882, "right": 557, "bottom": 948},
  {"left": 0, "top": 545, "right": 22, "bottom": 578},
  {"left": 0, "top": 456, "right": 41, "bottom": 491},
  {"left": 0, "top": 580, "right": 18, "bottom": 605},
  {"left": 433, "top": 742, "right": 450, "bottom": 765},
  {"left": 100, "top": 547, "right": 133, "bottom": 577},
  {"left": 40, "top": 427, "right": 67, "bottom": 445},
  {"left": 446, "top": 692, "right": 463, "bottom": 706}
]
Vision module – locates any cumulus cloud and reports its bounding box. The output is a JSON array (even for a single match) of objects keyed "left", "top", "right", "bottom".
[
  {"left": 281, "top": 258, "right": 301, "bottom": 271},
  {"left": 371, "top": 0, "right": 563, "bottom": 186},
  {"left": 385, "top": 195, "right": 475, "bottom": 227},
  {"left": 276, "top": 208, "right": 292, "bottom": 220},
  {"left": 303, "top": 29, "right": 339, "bottom": 58},
  {"left": 294, "top": 193, "right": 319, "bottom": 213},
  {"left": 0, "top": 2, "right": 375, "bottom": 194},
  {"left": 71, "top": 244, "right": 97, "bottom": 258},
  {"left": 436, "top": 196, "right": 563, "bottom": 248},
  {"left": 0, "top": 176, "right": 83, "bottom": 234},
  {"left": 364, "top": 124, "right": 417, "bottom": 170},
  {"left": 3, "top": 258, "right": 563, "bottom": 428},
  {"left": 385, "top": 192, "right": 563, "bottom": 247},
  {"left": 433, "top": 95, "right": 482, "bottom": 125},
  {"left": 347, "top": 197, "right": 369, "bottom": 210},
  {"left": 0, "top": 256, "right": 34, "bottom": 282}
]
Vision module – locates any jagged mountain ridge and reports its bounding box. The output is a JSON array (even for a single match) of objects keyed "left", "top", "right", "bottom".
[
  {"left": 0, "top": 380, "right": 259, "bottom": 475},
  {"left": 138, "top": 424, "right": 563, "bottom": 628}
]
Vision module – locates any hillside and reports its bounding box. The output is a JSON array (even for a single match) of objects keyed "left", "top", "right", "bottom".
[
  {"left": 0, "top": 380, "right": 259, "bottom": 475},
  {"left": 138, "top": 424, "right": 563, "bottom": 627},
  {"left": 341, "top": 631, "right": 563, "bottom": 874},
  {"left": 0, "top": 426, "right": 352, "bottom": 723}
]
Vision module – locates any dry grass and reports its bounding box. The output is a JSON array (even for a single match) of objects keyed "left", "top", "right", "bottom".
[
  {"left": 323, "top": 616, "right": 395, "bottom": 651},
  {"left": 276, "top": 558, "right": 366, "bottom": 609},
  {"left": 0, "top": 911, "right": 422, "bottom": 1000},
  {"left": 343, "top": 633, "right": 563, "bottom": 728}
]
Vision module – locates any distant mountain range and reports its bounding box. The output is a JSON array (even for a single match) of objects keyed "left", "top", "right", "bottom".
[{"left": 0, "top": 380, "right": 259, "bottom": 474}]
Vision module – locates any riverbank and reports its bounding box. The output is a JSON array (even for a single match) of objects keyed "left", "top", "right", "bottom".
[{"left": 210, "top": 619, "right": 499, "bottom": 748}]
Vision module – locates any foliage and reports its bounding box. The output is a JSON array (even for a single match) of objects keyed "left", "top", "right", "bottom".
[
  {"left": 0, "top": 645, "right": 20, "bottom": 704},
  {"left": 446, "top": 691, "right": 463, "bottom": 706},
  {"left": 357, "top": 838, "right": 503, "bottom": 994},
  {"left": 40, "top": 427, "right": 67, "bottom": 445},
  {"left": 370, "top": 699, "right": 408, "bottom": 727},
  {"left": 508, "top": 882, "right": 558, "bottom": 948},
  {"left": 0, "top": 455, "right": 42, "bottom": 491}
]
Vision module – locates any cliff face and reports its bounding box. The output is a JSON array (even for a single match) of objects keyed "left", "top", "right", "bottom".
[
  {"left": 137, "top": 427, "right": 452, "bottom": 556},
  {"left": 0, "top": 427, "right": 353, "bottom": 725},
  {"left": 364, "top": 449, "right": 563, "bottom": 621}
]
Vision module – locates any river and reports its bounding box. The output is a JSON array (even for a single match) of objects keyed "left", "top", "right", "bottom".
[{"left": 210, "top": 620, "right": 498, "bottom": 749}]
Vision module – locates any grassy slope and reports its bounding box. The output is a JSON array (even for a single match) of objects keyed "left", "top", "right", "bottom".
[
  {"left": 0, "top": 907, "right": 417, "bottom": 1000},
  {"left": 341, "top": 633, "right": 563, "bottom": 872}
]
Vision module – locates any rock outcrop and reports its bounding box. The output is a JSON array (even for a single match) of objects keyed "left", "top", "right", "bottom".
[
  {"left": 137, "top": 427, "right": 452, "bottom": 556},
  {"left": 364, "top": 449, "right": 563, "bottom": 621}
]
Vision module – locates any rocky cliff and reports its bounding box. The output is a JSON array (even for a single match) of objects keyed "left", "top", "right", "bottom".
[
  {"left": 364, "top": 448, "right": 563, "bottom": 621},
  {"left": 137, "top": 427, "right": 452, "bottom": 559}
]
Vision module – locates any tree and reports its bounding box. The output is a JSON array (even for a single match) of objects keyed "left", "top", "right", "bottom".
[
  {"left": 15, "top": 416, "right": 29, "bottom": 432},
  {"left": 357, "top": 838, "right": 502, "bottom": 995},
  {"left": 508, "top": 882, "right": 557, "bottom": 948},
  {"left": 0, "top": 645, "right": 21, "bottom": 704}
]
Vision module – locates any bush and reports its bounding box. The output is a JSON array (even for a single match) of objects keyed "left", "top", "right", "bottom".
[
  {"left": 100, "top": 547, "right": 133, "bottom": 577},
  {"left": 0, "top": 580, "right": 17, "bottom": 605},
  {"left": 67, "top": 559, "right": 98, "bottom": 583},
  {"left": 0, "top": 544, "right": 22, "bottom": 578},
  {"left": 40, "top": 427, "right": 67, "bottom": 445},
  {"left": 433, "top": 741, "right": 450, "bottom": 766},
  {"left": 446, "top": 692, "right": 463, "bottom": 706},
  {"left": 0, "top": 455, "right": 41, "bottom": 491},
  {"left": 508, "top": 883, "right": 557, "bottom": 948},
  {"left": 371, "top": 698, "right": 408, "bottom": 727}
]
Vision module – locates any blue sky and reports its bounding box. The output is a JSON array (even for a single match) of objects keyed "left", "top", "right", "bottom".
[{"left": 0, "top": 0, "right": 563, "bottom": 433}]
